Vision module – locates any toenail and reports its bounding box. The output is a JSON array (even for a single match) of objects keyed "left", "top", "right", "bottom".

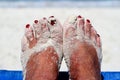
[
  {"left": 50, "top": 20, "right": 56, "bottom": 26},
  {"left": 49, "top": 16, "right": 54, "bottom": 18},
  {"left": 97, "top": 34, "right": 100, "bottom": 37},
  {"left": 86, "top": 19, "right": 90, "bottom": 23},
  {"left": 34, "top": 20, "right": 38, "bottom": 24},
  {"left": 26, "top": 24, "right": 30, "bottom": 28},
  {"left": 77, "top": 15, "right": 82, "bottom": 18},
  {"left": 43, "top": 17, "right": 46, "bottom": 20}
]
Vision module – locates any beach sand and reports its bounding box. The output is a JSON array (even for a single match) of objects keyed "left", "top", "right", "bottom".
[{"left": 0, "top": 8, "right": 120, "bottom": 71}]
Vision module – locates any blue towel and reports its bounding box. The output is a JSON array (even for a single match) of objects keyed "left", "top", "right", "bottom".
[{"left": 0, "top": 70, "right": 120, "bottom": 80}]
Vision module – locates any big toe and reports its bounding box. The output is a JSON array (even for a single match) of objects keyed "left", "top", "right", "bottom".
[
  {"left": 64, "top": 16, "right": 77, "bottom": 39},
  {"left": 48, "top": 16, "right": 63, "bottom": 44}
]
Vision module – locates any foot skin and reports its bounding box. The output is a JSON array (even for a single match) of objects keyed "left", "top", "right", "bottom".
[
  {"left": 63, "top": 15, "right": 102, "bottom": 80},
  {"left": 21, "top": 16, "right": 63, "bottom": 80}
]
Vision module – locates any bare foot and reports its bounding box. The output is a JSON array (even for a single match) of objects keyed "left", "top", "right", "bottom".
[
  {"left": 21, "top": 16, "right": 63, "bottom": 80},
  {"left": 63, "top": 15, "right": 102, "bottom": 80}
]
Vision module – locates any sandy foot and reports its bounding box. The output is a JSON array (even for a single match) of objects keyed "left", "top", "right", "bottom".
[
  {"left": 21, "top": 16, "right": 63, "bottom": 80},
  {"left": 63, "top": 15, "right": 102, "bottom": 80}
]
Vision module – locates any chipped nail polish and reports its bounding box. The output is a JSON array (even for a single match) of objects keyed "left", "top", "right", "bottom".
[
  {"left": 34, "top": 20, "right": 38, "bottom": 24},
  {"left": 50, "top": 20, "right": 56, "bottom": 25}
]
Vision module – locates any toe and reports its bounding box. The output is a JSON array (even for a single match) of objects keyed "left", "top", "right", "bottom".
[
  {"left": 90, "top": 28, "right": 101, "bottom": 47},
  {"left": 85, "top": 19, "right": 92, "bottom": 38},
  {"left": 40, "top": 17, "right": 49, "bottom": 30},
  {"left": 64, "top": 15, "right": 77, "bottom": 29},
  {"left": 48, "top": 16, "right": 63, "bottom": 43},
  {"left": 77, "top": 15, "right": 84, "bottom": 30},
  {"left": 33, "top": 19, "right": 41, "bottom": 39},
  {"left": 33, "top": 17, "right": 50, "bottom": 40},
  {"left": 91, "top": 27, "right": 97, "bottom": 43},
  {"left": 76, "top": 15, "right": 85, "bottom": 39},
  {"left": 21, "top": 36, "right": 28, "bottom": 52},
  {"left": 40, "top": 17, "right": 50, "bottom": 36},
  {"left": 64, "top": 16, "right": 77, "bottom": 39},
  {"left": 48, "top": 16, "right": 57, "bottom": 26},
  {"left": 25, "top": 24, "right": 34, "bottom": 41},
  {"left": 96, "top": 34, "right": 101, "bottom": 47},
  {"left": 65, "top": 27, "right": 76, "bottom": 39},
  {"left": 22, "top": 24, "right": 35, "bottom": 51}
]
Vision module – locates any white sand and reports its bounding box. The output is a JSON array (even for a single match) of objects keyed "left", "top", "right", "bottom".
[{"left": 0, "top": 8, "right": 120, "bottom": 71}]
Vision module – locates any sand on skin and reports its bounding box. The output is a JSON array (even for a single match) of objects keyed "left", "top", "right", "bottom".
[{"left": 0, "top": 8, "right": 120, "bottom": 71}]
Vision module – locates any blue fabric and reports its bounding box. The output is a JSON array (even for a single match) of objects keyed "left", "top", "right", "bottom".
[
  {"left": 0, "top": 70, "right": 120, "bottom": 80},
  {"left": 0, "top": 70, "right": 22, "bottom": 80}
]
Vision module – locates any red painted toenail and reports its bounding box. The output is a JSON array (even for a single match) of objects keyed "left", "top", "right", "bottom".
[
  {"left": 86, "top": 19, "right": 90, "bottom": 23},
  {"left": 50, "top": 16, "right": 54, "bottom": 18},
  {"left": 34, "top": 20, "right": 38, "bottom": 24},
  {"left": 78, "top": 15, "right": 82, "bottom": 18},
  {"left": 26, "top": 24, "right": 30, "bottom": 28},
  {"left": 97, "top": 34, "right": 100, "bottom": 37},
  {"left": 43, "top": 17, "right": 46, "bottom": 20},
  {"left": 50, "top": 20, "right": 56, "bottom": 25}
]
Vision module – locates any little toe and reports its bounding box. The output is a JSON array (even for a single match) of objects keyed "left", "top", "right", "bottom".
[
  {"left": 96, "top": 34, "right": 101, "bottom": 47},
  {"left": 22, "top": 24, "right": 36, "bottom": 50},
  {"left": 21, "top": 36, "right": 28, "bottom": 52},
  {"left": 25, "top": 24, "right": 34, "bottom": 41},
  {"left": 91, "top": 27, "right": 97, "bottom": 44}
]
